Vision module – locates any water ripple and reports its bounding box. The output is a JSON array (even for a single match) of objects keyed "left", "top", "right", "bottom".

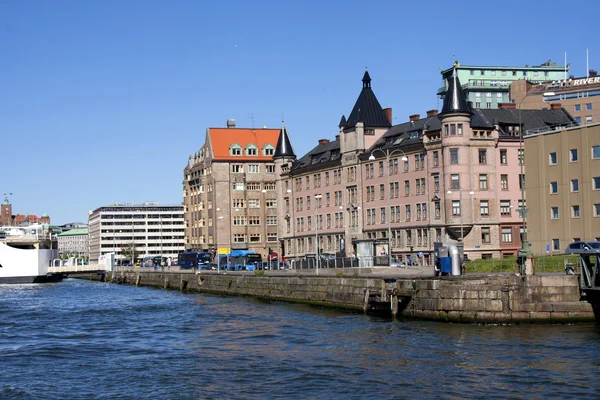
[{"left": 1, "top": 280, "right": 600, "bottom": 399}]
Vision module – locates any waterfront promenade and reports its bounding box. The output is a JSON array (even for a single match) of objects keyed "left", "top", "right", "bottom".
[{"left": 99, "top": 266, "right": 595, "bottom": 324}]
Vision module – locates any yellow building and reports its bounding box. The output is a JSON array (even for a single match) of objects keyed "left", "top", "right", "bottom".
[{"left": 525, "top": 122, "right": 600, "bottom": 255}]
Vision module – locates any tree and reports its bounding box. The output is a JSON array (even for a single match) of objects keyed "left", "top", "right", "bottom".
[{"left": 121, "top": 243, "right": 141, "bottom": 263}]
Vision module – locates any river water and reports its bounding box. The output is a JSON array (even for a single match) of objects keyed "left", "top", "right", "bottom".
[{"left": 1, "top": 279, "right": 599, "bottom": 399}]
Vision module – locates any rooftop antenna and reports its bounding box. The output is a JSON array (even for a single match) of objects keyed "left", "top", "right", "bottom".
[
  {"left": 565, "top": 52, "right": 567, "bottom": 80},
  {"left": 587, "top": 48, "right": 589, "bottom": 78},
  {"left": 250, "top": 113, "right": 255, "bottom": 129}
]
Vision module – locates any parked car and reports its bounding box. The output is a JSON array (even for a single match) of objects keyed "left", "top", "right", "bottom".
[{"left": 564, "top": 241, "right": 600, "bottom": 254}]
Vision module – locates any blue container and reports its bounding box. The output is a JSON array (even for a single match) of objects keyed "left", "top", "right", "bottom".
[{"left": 440, "top": 257, "right": 452, "bottom": 274}]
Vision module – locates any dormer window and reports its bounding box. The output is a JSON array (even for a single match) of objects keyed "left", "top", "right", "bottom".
[
  {"left": 230, "top": 144, "right": 242, "bottom": 156},
  {"left": 263, "top": 144, "right": 275, "bottom": 156},
  {"left": 409, "top": 131, "right": 419, "bottom": 139},
  {"left": 246, "top": 144, "right": 258, "bottom": 156}
]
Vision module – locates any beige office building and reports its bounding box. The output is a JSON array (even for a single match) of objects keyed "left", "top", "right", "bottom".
[{"left": 525, "top": 123, "right": 600, "bottom": 255}]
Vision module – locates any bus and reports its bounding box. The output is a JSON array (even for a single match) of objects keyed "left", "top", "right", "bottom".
[
  {"left": 221, "top": 251, "right": 262, "bottom": 271},
  {"left": 178, "top": 252, "right": 212, "bottom": 269}
]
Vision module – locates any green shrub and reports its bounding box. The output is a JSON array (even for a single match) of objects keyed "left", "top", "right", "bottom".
[{"left": 254, "top": 270, "right": 265, "bottom": 276}]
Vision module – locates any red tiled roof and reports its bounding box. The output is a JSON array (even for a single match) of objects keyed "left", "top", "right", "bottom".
[{"left": 208, "top": 128, "right": 280, "bottom": 161}]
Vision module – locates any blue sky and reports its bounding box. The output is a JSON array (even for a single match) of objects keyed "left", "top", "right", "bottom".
[{"left": 1, "top": 0, "right": 598, "bottom": 225}]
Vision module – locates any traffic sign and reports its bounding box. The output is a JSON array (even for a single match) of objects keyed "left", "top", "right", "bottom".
[{"left": 546, "top": 243, "right": 550, "bottom": 254}]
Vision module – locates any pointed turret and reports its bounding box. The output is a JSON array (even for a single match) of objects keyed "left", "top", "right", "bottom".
[
  {"left": 440, "top": 67, "right": 471, "bottom": 116},
  {"left": 344, "top": 71, "right": 391, "bottom": 129},
  {"left": 2, "top": 197, "right": 8, "bottom": 206},
  {"left": 273, "top": 121, "right": 295, "bottom": 159},
  {"left": 338, "top": 115, "right": 347, "bottom": 128}
]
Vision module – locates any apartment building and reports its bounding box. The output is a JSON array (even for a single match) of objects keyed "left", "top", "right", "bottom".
[
  {"left": 88, "top": 202, "right": 184, "bottom": 263},
  {"left": 183, "top": 120, "right": 280, "bottom": 260},
  {"left": 525, "top": 123, "right": 600, "bottom": 255},
  {"left": 275, "top": 70, "right": 576, "bottom": 264},
  {"left": 57, "top": 228, "right": 89, "bottom": 257},
  {"left": 438, "top": 60, "right": 567, "bottom": 109}
]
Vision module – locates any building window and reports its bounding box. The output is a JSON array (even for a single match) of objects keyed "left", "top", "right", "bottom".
[
  {"left": 263, "top": 146, "right": 274, "bottom": 156},
  {"left": 480, "top": 200, "right": 489, "bottom": 216},
  {"left": 451, "top": 174, "right": 459, "bottom": 189},
  {"left": 230, "top": 145, "right": 242, "bottom": 156},
  {"left": 575, "top": 117, "right": 582, "bottom": 124},
  {"left": 502, "top": 227, "right": 512, "bottom": 243},
  {"left": 519, "top": 174, "right": 525, "bottom": 190},
  {"left": 232, "top": 182, "right": 244, "bottom": 191},
  {"left": 593, "top": 145, "right": 600, "bottom": 159},
  {"left": 433, "top": 151, "right": 439, "bottom": 167},
  {"left": 405, "top": 181, "right": 410, "bottom": 196},
  {"left": 500, "top": 149, "right": 507, "bottom": 165},
  {"left": 549, "top": 152, "right": 557, "bottom": 165},
  {"left": 575, "top": 104, "right": 581, "bottom": 112},
  {"left": 500, "top": 200, "right": 511, "bottom": 216},
  {"left": 570, "top": 149, "right": 578, "bottom": 162},
  {"left": 552, "top": 238, "right": 560, "bottom": 251},
  {"left": 478, "top": 149, "right": 487, "bottom": 165},
  {"left": 551, "top": 207, "right": 559, "bottom": 219},
  {"left": 586, "top": 116, "right": 593, "bottom": 123},
  {"left": 265, "top": 164, "right": 275, "bottom": 174},
  {"left": 450, "top": 148, "right": 459, "bottom": 164},
  {"left": 406, "top": 205, "right": 411, "bottom": 221},
  {"left": 594, "top": 176, "right": 600, "bottom": 190},
  {"left": 380, "top": 184, "right": 385, "bottom": 200},
  {"left": 479, "top": 174, "right": 488, "bottom": 190},
  {"left": 231, "top": 164, "right": 243, "bottom": 173},
  {"left": 233, "top": 234, "right": 246, "bottom": 243},
  {"left": 452, "top": 201, "right": 461, "bottom": 216},
  {"left": 501, "top": 174, "right": 508, "bottom": 190},
  {"left": 571, "top": 179, "right": 579, "bottom": 192},
  {"left": 481, "top": 227, "right": 491, "bottom": 243},
  {"left": 247, "top": 164, "right": 259, "bottom": 173},
  {"left": 550, "top": 182, "right": 558, "bottom": 194},
  {"left": 594, "top": 204, "right": 600, "bottom": 217},
  {"left": 572, "top": 205, "right": 580, "bottom": 218},
  {"left": 433, "top": 174, "right": 440, "bottom": 192},
  {"left": 586, "top": 103, "right": 592, "bottom": 111},
  {"left": 434, "top": 201, "right": 441, "bottom": 219},
  {"left": 518, "top": 149, "right": 524, "bottom": 165},
  {"left": 246, "top": 145, "right": 258, "bottom": 156}
]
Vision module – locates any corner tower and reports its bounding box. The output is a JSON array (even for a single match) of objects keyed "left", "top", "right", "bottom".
[
  {"left": 273, "top": 121, "right": 296, "bottom": 261},
  {"left": 438, "top": 68, "right": 475, "bottom": 242}
]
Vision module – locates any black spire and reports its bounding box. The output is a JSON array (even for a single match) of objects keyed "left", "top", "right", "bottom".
[
  {"left": 344, "top": 71, "right": 391, "bottom": 129},
  {"left": 338, "top": 115, "right": 347, "bottom": 128},
  {"left": 362, "top": 71, "right": 371, "bottom": 88},
  {"left": 273, "top": 121, "right": 295, "bottom": 159},
  {"left": 440, "top": 68, "right": 471, "bottom": 116}
]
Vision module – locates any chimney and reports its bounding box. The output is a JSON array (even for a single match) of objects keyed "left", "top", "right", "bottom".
[
  {"left": 467, "top": 101, "right": 474, "bottom": 109},
  {"left": 498, "top": 103, "right": 516, "bottom": 109},
  {"left": 318, "top": 139, "right": 330, "bottom": 145},
  {"left": 383, "top": 108, "right": 393, "bottom": 124},
  {"left": 335, "top": 134, "right": 340, "bottom": 141},
  {"left": 426, "top": 109, "right": 438, "bottom": 117},
  {"left": 409, "top": 114, "right": 420, "bottom": 122},
  {"left": 226, "top": 118, "right": 236, "bottom": 128},
  {"left": 550, "top": 103, "right": 562, "bottom": 110}
]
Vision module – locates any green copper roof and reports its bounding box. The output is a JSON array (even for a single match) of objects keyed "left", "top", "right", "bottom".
[{"left": 57, "top": 228, "right": 89, "bottom": 236}]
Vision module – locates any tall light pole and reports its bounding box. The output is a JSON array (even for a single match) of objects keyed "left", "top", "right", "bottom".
[
  {"left": 447, "top": 189, "right": 474, "bottom": 242},
  {"left": 517, "top": 90, "right": 555, "bottom": 272},
  {"left": 216, "top": 208, "right": 222, "bottom": 273},
  {"left": 369, "top": 149, "right": 408, "bottom": 266},
  {"left": 314, "top": 194, "right": 322, "bottom": 275}
]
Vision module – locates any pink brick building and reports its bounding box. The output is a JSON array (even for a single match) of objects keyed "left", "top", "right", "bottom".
[{"left": 274, "top": 71, "right": 576, "bottom": 264}]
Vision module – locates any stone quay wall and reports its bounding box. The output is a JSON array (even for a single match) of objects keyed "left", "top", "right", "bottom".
[{"left": 98, "top": 271, "right": 595, "bottom": 324}]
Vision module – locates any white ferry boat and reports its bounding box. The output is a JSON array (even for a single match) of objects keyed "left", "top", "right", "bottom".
[{"left": 0, "top": 224, "right": 61, "bottom": 283}]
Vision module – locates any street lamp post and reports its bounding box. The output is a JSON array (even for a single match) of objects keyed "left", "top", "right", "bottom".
[
  {"left": 447, "top": 189, "right": 474, "bottom": 242},
  {"left": 517, "top": 91, "right": 555, "bottom": 273},
  {"left": 216, "top": 208, "right": 222, "bottom": 273},
  {"left": 314, "top": 194, "right": 322, "bottom": 275},
  {"left": 369, "top": 149, "right": 408, "bottom": 266}
]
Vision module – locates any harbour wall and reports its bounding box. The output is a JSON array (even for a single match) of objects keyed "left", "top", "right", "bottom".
[{"left": 95, "top": 271, "right": 595, "bottom": 323}]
